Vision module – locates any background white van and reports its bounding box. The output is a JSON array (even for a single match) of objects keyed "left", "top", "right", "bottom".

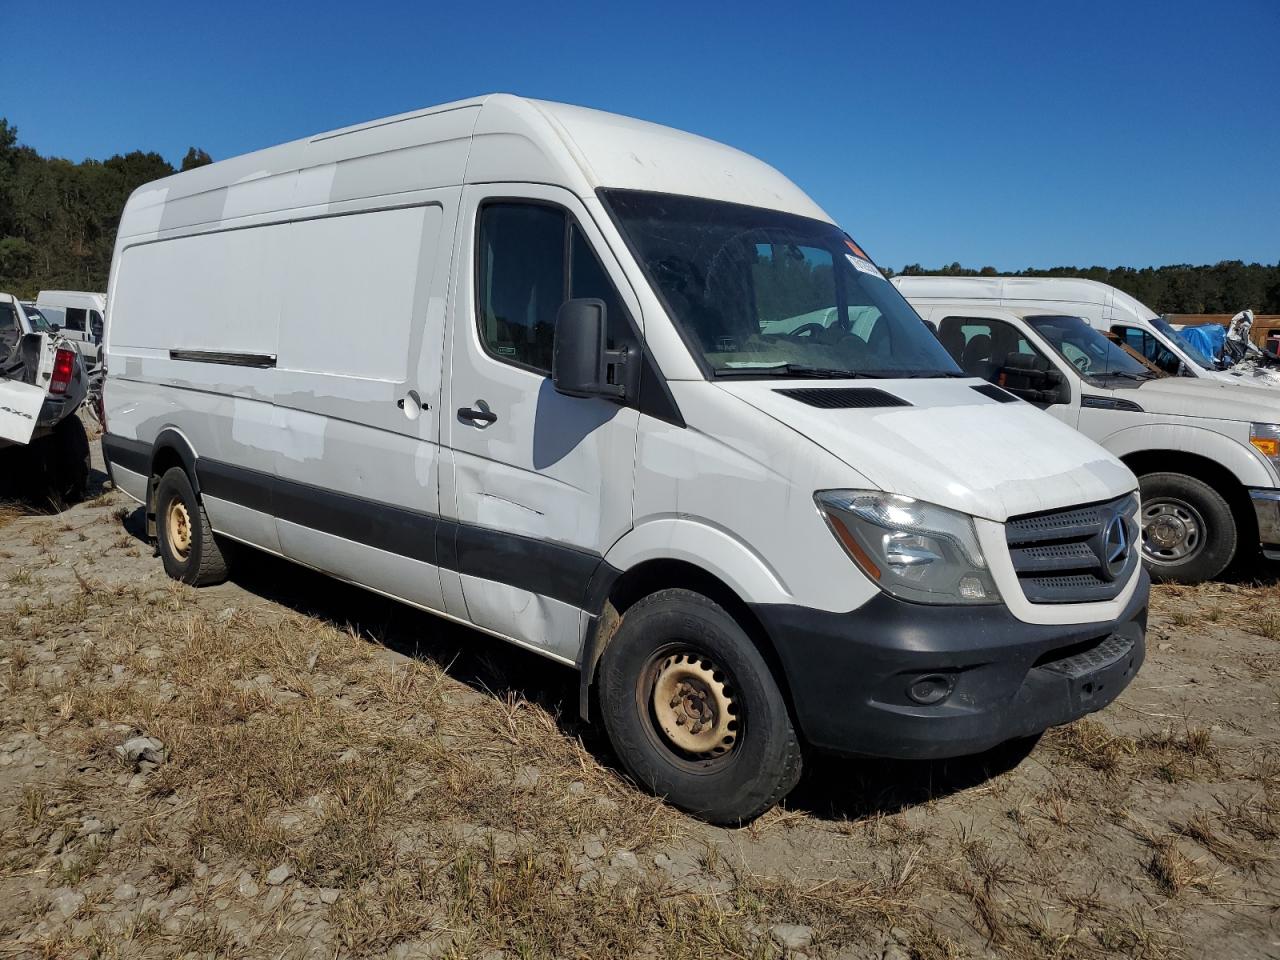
[
  {"left": 102, "top": 95, "right": 1147, "bottom": 823},
  {"left": 35, "top": 290, "right": 106, "bottom": 366}
]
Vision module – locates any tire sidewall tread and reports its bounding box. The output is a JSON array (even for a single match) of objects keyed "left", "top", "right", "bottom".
[
  {"left": 154, "top": 466, "right": 229, "bottom": 587},
  {"left": 598, "top": 588, "right": 801, "bottom": 825},
  {"left": 1139, "top": 471, "right": 1236, "bottom": 584}
]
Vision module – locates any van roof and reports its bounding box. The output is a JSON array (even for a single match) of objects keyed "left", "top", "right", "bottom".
[
  {"left": 892, "top": 274, "right": 1120, "bottom": 306},
  {"left": 117, "top": 94, "right": 831, "bottom": 241}
]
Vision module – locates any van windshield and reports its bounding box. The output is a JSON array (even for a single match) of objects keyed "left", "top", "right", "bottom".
[
  {"left": 602, "top": 190, "right": 960, "bottom": 379},
  {"left": 1027, "top": 315, "right": 1159, "bottom": 383}
]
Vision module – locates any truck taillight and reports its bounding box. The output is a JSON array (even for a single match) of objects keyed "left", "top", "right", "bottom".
[{"left": 50, "top": 348, "right": 76, "bottom": 396}]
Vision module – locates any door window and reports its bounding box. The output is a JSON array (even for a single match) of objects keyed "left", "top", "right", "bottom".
[
  {"left": 63, "top": 307, "right": 87, "bottom": 333},
  {"left": 477, "top": 203, "right": 632, "bottom": 375},
  {"left": 936, "top": 316, "right": 1041, "bottom": 381},
  {"left": 89, "top": 310, "right": 104, "bottom": 341},
  {"left": 1114, "top": 325, "right": 1179, "bottom": 374}
]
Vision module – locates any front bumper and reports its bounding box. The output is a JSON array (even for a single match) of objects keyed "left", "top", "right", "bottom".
[
  {"left": 752, "top": 570, "right": 1149, "bottom": 760},
  {"left": 1249, "top": 489, "right": 1280, "bottom": 560}
]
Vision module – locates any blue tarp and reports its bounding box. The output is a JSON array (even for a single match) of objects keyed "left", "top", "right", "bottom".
[{"left": 1179, "top": 323, "right": 1226, "bottom": 363}]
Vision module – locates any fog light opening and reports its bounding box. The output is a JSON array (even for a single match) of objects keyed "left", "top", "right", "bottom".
[{"left": 907, "top": 673, "right": 954, "bottom": 706}]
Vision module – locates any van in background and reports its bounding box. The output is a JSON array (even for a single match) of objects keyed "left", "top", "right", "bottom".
[
  {"left": 36, "top": 290, "right": 106, "bottom": 366},
  {"left": 102, "top": 94, "right": 1147, "bottom": 823}
]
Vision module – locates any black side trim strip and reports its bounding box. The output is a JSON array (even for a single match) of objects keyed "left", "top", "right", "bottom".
[
  {"left": 453, "top": 522, "right": 601, "bottom": 608},
  {"left": 192, "top": 454, "right": 601, "bottom": 607},
  {"left": 169, "top": 349, "right": 277, "bottom": 368},
  {"left": 101, "top": 433, "right": 151, "bottom": 475}
]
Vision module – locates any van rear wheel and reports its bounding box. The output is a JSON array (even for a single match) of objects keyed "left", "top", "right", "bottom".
[
  {"left": 154, "top": 466, "right": 229, "bottom": 586},
  {"left": 597, "top": 588, "right": 801, "bottom": 825},
  {"left": 1138, "top": 472, "right": 1236, "bottom": 584}
]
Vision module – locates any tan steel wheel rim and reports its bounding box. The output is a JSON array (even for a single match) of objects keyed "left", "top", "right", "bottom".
[
  {"left": 651, "top": 652, "right": 739, "bottom": 757},
  {"left": 166, "top": 500, "right": 192, "bottom": 560}
]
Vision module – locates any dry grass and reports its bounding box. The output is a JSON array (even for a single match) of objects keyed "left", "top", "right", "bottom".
[{"left": 0, "top": 497, "right": 1276, "bottom": 958}]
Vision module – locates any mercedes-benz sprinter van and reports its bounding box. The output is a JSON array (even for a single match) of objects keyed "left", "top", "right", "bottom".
[
  {"left": 897, "top": 295, "right": 1280, "bottom": 584},
  {"left": 102, "top": 95, "right": 1147, "bottom": 824},
  {"left": 892, "top": 276, "right": 1280, "bottom": 389}
]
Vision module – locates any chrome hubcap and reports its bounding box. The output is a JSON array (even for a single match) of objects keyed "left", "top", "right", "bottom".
[
  {"left": 166, "top": 500, "right": 192, "bottom": 560},
  {"left": 651, "top": 653, "right": 739, "bottom": 758},
  {"left": 1141, "top": 499, "right": 1203, "bottom": 563}
]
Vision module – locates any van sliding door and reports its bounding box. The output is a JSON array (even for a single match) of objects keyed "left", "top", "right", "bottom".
[{"left": 271, "top": 196, "right": 457, "bottom": 613}]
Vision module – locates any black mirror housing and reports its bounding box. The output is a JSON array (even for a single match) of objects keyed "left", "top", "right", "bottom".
[{"left": 552, "top": 298, "right": 631, "bottom": 401}]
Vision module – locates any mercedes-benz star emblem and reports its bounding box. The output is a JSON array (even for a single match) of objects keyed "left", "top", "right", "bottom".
[{"left": 1102, "top": 514, "right": 1129, "bottom": 579}]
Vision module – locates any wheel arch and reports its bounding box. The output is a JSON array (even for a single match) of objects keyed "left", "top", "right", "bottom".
[
  {"left": 145, "top": 428, "right": 200, "bottom": 541},
  {"left": 577, "top": 555, "right": 798, "bottom": 726}
]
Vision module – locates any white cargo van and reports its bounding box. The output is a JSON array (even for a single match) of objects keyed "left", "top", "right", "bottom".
[
  {"left": 35, "top": 291, "right": 106, "bottom": 367},
  {"left": 102, "top": 95, "right": 1147, "bottom": 823},
  {"left": 896, "top": 294, "right": 1280, "bottom": 583},
  {"left": 892, "top": 276, "right": 1279, "bottom": 388}
]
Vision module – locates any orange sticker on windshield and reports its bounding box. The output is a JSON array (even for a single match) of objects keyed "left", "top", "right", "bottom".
[{"left": 845, "top": 238, "right": 870, "bottom": 261}]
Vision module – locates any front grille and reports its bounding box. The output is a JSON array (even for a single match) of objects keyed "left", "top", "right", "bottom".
[{"left": 1005, "top": 494, "right": 1138, "bottom": 604}]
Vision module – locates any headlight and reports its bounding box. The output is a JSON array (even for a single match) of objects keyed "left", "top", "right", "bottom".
[
  {"left": 815, "top": 490, "right": 1000, "bottom": 605},
  {"left": 1250, "top": 423, "right": 1280, "bottom": 466}
]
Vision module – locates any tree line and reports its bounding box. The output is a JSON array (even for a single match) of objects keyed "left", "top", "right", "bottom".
[
  {"left": 0, "top": 118, "right": 210, "bottom": 298},
  {"left": 0, "top": 116, "right": 1275, "bottom": 314}
]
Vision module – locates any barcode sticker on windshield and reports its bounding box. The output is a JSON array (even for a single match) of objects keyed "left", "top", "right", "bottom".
[{"left": 846, "top": 254, "right": 884, "bottom": 279}]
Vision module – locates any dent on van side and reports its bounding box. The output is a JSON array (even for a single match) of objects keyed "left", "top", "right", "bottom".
[{"left": 100, "top": 94, "right": 1147, "bottom": 825}]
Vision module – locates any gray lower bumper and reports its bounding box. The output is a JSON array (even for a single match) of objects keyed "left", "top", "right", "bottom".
[{"left": 1250, "top": 489, "right": 1280, "bottom": 559}]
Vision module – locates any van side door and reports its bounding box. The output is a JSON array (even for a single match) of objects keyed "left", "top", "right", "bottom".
[
  {"left": 271, "top": 195, "right": 457, "bottom": 613},
  {"left": 442, "top": 184, "right": 641, "bottom": 663}
]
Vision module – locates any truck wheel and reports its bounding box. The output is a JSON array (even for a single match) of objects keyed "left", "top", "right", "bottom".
[
  {"left": 154, "top": 466, "right": 229, "bottom": 586},
  {"left": 35, "top": 415, "right": 90, "bottom": 504},
  {"left": 1138, "top": 472, "right": 1236, "bottom": 584},
  {"left": 597, "top": 588, "right": 802, "bottom": 825}
]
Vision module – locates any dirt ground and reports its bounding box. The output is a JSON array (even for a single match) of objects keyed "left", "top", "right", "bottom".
[{"left": 1, "top": 443, "right": 1278, "bottom": 959}]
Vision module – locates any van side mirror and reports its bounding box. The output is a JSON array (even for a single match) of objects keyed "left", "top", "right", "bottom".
[
  {"left": 552, "top": 298, "right": 632, "bottom": 401},
  {"left": 999, "top": 353, "right": 1070, "bottom": 406}
]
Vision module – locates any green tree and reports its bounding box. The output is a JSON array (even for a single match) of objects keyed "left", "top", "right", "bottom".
[{"left": 180, "top": 147, "right": 213, "bottom": 171}]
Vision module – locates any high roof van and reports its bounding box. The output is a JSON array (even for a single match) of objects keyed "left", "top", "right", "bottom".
[
  {"left": 35, "top": 291, "right": 106, "bottom": 367},
  {"left": 892, "top": 275, "right": 1279, "bottom": 389},
  {"left": 896, "top": 293, "right": 1280, "bottom": 584},
  {"left": 102, "top": 95, "right": 1147, "bottom": 823}
]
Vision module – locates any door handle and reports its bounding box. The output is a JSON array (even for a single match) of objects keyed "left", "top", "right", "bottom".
[{"left": 457, "top": 405, "right": 498, "bottom": 426}]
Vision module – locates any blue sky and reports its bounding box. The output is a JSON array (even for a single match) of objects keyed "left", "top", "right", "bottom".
[{"left": 5, "top": 0, "right": 1277, "bottom": 270}]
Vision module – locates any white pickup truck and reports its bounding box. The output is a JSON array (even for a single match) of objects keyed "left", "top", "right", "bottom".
[
  {"left": 898, "top": 296, "right": 1280, "bottom": 584},
  {"left": 1, "top": 293, "right": 92, "bottom": 500}
]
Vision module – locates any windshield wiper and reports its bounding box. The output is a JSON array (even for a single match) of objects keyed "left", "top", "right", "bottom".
[
  {"left": 713, "top": 364, "right": 876, "bottom": 379},
  {"left": 1096, "top": 370, "right": 1156, "bottom": 383}
]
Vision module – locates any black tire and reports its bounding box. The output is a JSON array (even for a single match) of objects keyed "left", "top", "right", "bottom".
[
  {"left": 1138, "top": 471, "right": 1236, "bottom": 584},
  {"left": 597, "top": 589, "right": 802, "bottom": 825},
  {"left": 33, "top": 415, "right": 90, "bottom": 504},
  {"left": 154, "top": 466, "right": 229, "bottom": 586}
]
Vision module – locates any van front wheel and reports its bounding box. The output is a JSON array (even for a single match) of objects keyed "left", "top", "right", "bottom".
[
  {"left": 597, "top": 588, "right": 801, "bottom": 825},
  {"left": 154, "top": 466, "right": 229, "bottom": 586},
  {"left": 1138, "top": 472, "right": 1236, "bottom": 584}
]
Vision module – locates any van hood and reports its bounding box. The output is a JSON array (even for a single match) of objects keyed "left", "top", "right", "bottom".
[
  {"left": 1126, "top": 376, "right": 1280, "bottom": 422},
  {"left": 715, "top": 378, "right": 1135, "bottom": 523}
]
